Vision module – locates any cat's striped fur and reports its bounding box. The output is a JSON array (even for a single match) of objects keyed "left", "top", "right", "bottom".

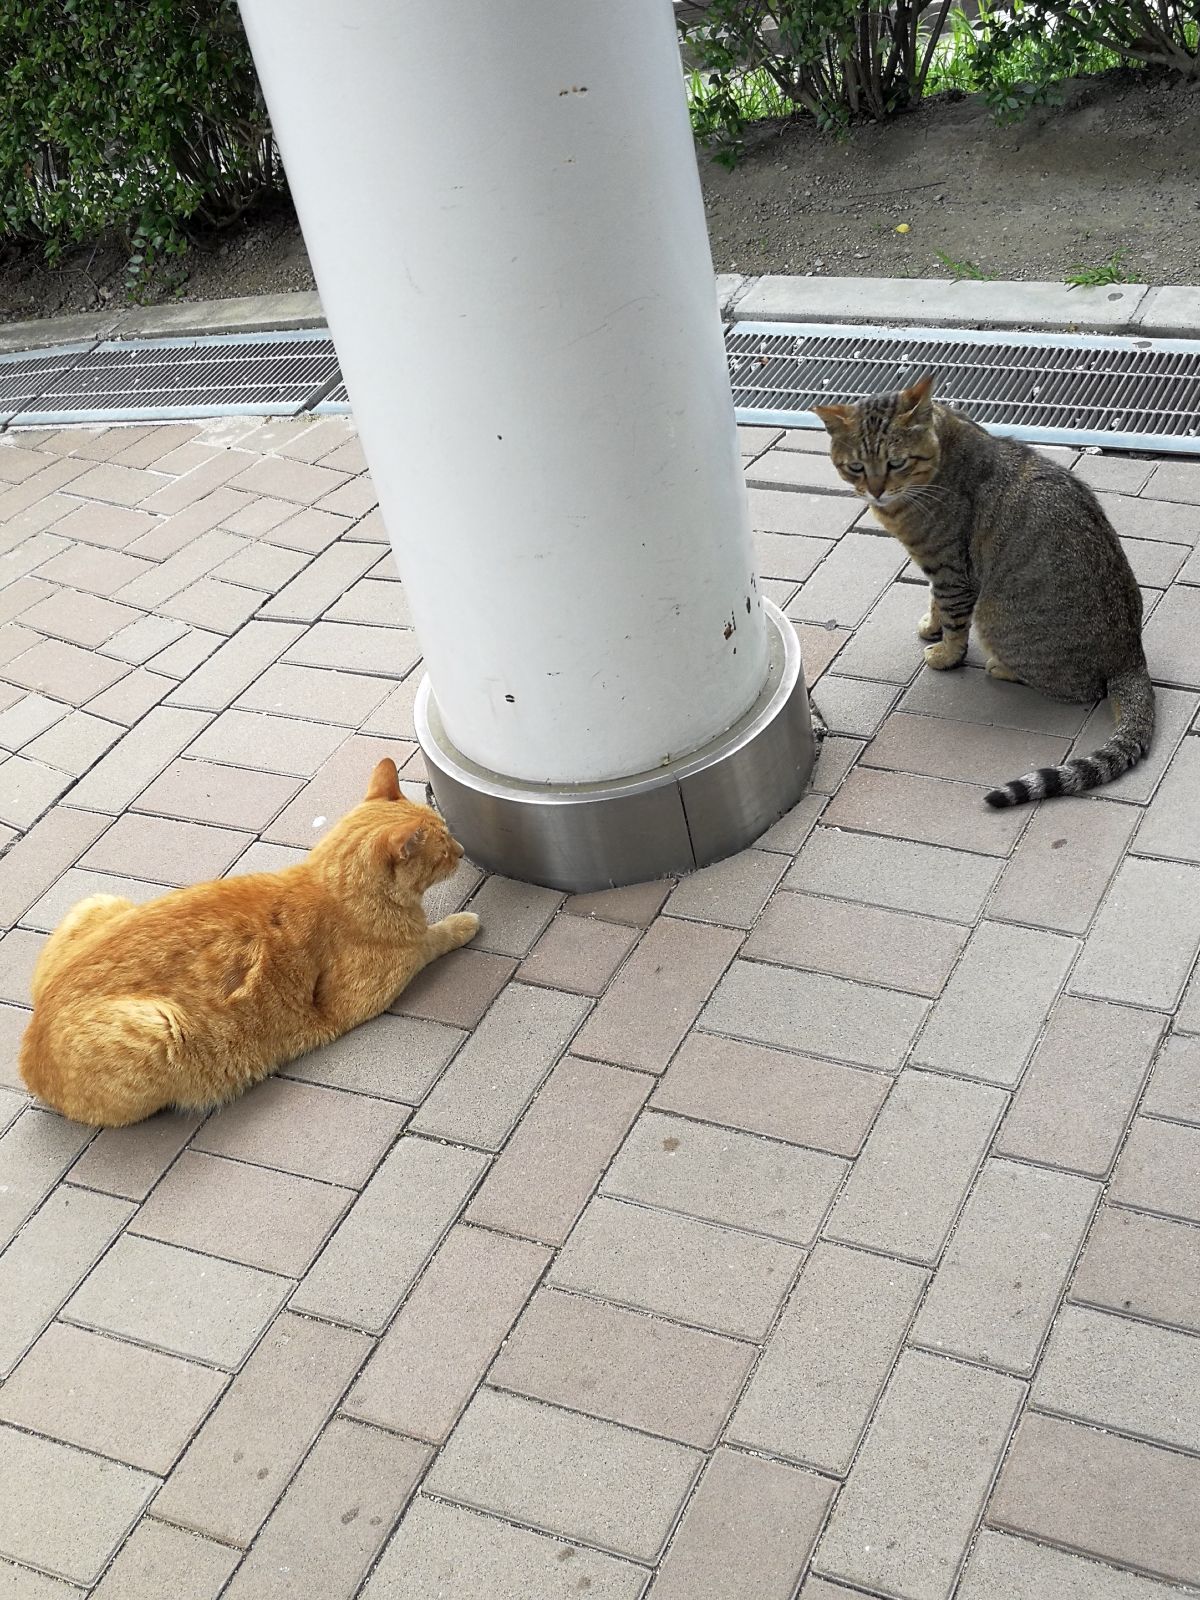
[{"left": 815, "top": 377, "right": 1154, "bottom": 808}]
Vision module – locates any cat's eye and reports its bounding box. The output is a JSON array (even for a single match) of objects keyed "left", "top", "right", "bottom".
[
  {"left": 887, "top": 457, "right": 909, "bottom": 471},
  {"left": 845, "top": 462, "right": 865, "bottom": 475}
]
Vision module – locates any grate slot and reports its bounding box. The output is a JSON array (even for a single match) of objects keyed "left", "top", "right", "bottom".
[{"left": 0, "top": 344, "right": 93, "bottom": 423}]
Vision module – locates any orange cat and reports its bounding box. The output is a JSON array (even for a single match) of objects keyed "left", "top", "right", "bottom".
[{"left": 20, "top": 759, "right": 478, "bottom": 1127}]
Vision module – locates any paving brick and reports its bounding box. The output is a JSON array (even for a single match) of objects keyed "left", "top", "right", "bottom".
[
  {"left": 0, "top": 1002, "right": 28, "bottom": 1092},
  {"left": 362, "top": 1498, "right": 647, "bottom": 1600},
  {"left": 212, "top": 538, "right": 309, "bottom": 590},
  {"left": 745, "top": 891, "right": 966, "bottom": 997},
  {"left": 412, "top": 982, "right": 588, "bottom": 1149},
  {"left": 1070, "top": 855, "right": 1200, "bottom": 1010},
  {"left": 1073, "top": 455, "right": 1155, "bottom": 495},
  {"left": 158, "top": 575, "right": 264, "bottom": 634},
  {"left": 664, "top": 849, "right": 786, "bottom": 929},
  {"left": 24, "top": 709, "right": 123, "bottom": 776},
  {"left": 747, "top": 448, "right": 853, "bottom": 495},
  {"left": 0, "top": 928, "right": 43, "bottom": 1007},
  {"left": 0, "top": 1321, "right": 226, "bottom": 1473},
  {"left": 0, "top": 693, "right": 67, "bottom": 750},
  {"left": 0, "top": 754, "right": 71, "bottom": 828},
  {"left": 898, "top": 663, "right": 1093, "bottom": 736},
  {"left": 822, "top": 767, "right": 1028, "bottom": 855},
  {"left": 865, "top": 710, "right": 1073, "bottom": 786},
  {"left": 229, "top": 454, "right": 349, "bottom": 505},
  {"left": 66, "top": 705, "right": 210, "bottom": 813},
  {"left": 65, "top": 1234, "right": 289, "bottom": 1368},
  {"left": 810, "top": 673, "right": 899, "bottom": 735},
  {"left": 959, "top": 1528, "right": 1187, "bottom": 1600},
  {"left": 785, "top": 824, "right": 1001, "bottom": 923},
  {"left": 134, "top": 755, "right": 299, "bottom": 830},
  {"left": 137, "top": 449, "right": 256, "bottom": 515},
  {"left": 226, "top": 839, "right": 307, "bottom": 876},
  {"left": 425, "top": 1387, "right": 700, "bottom": 1563},
  {"left": 808, "top": 733, "right": 862, "bottom": 794},
  {"left": 65, "top": 1112, "right": 201, "bottom": 1202},
  {"left": 702, "top": 958, "right": 929, "bottom": 1073},
  {"left": 0, "top": 575, "right": 56, "bottom": 625},
  {"left": 222, "top": 1418, "right": 428, "bottom": 1600},
  {"left": 260, "top": 505, "right": 350, "bottom": 554},
  {"left": 391, "top": 945, "right": 516, "bottom": 1028},
  {"left": 0, "top": 623, "right": 42, "bottom": 671},
  {"left": 90, "top": 1519, "right": 240, "bottom": 1600},
  {"left": 257, "top": 540, "right": 378, "bottom": 622},
  {"left": 1071, "top": 1205, "right": 1200, "bottom": 1334},
  {"left": 493, "top": 1286, "right": 753, "bottom": 1449},
  {"left": 66, "top": 461, "right": 166, "bottom": 507},
  {"left": 752, "top": 530, "right": 834, "bottom": 583},
  {"left": 650, "top": 1448, "right": 834, "bottom": 1600},
  {"left": 912, "top": 1158, "right": 1098, "bottom": 1373},
  {"left": 344, "top": 1223, "right": 547, "bottom": 1442},
  {"left": 751, "top": 791, "right": 828, "bottom": 854},
  {"left": 185, "top": 706, "right": 348, "bottom": 777},
  {"left": 828, "top": 1070, "right": 1007, "bottom": 1262},
  {"left": 20, "top": 588, "right": 140, "bottom": 649},
  {"left": 1144, "top": 586, "right": 1200, "bottom": 689},
  {"left": 154, "top": 1311, "right": 370, "bottom": 1547},
  {"left": 1141, "top": 457, "right": 1200, "bottom": 504},
  {"left": 0, "top": 1425, "right": 156, "bottom": 1586},
  {"left": 194, "top": 1077, "right": 406, "bottom": 1187},
  {"left": 1068, "top": 688, "right": 1198, "bottom": 804},
  {"left": 0, "top": 1109, "right": 93, "bottom": 1248},
  {"left": 815, "top": 1350, "right": 1023, "bottom": 1600},
  {"left": 915, "top": 921, "right": 1077, "bottom": 1087},
  {"left": 282, "top": 1010, "right": 464, "bottom": 1103},
  {"left": 550, "top": 1195, "right": 801, "bottom": 1340},
  {"left": 1034, "top": 1302, "right": 1200, "bottom": 1452},
  {"left": 48, "top": 500, "right": 160, "bottom": 549},
  {"left": 794, "top": 622, "right": 849, "bottom": 683},
  {"left": 788, "top": 532, "right": 907, "bottom": 629},
  {"left": 1142, "top": 1031, "right": 1200, "bottom": 1121},
  {"left": 281, "top": 620, "right": 419, "bottom": 680},
  {"left": 996, "top": 997, "right": 1163, "bottom": 1177},
  {"left": 85, "top": 666, "right": 173, "bottom": 725},
  {"left": 728, "top": 1242, "right": 926, "bottom": 1473},
  {"left": 517, "top": 914, "right": 639, "bottom": 996},
  {"left": 151, "top": 627, "right": 242, "bottom": 683},
  {"left": 603, "top": 1108, "right": 844, "bottom": 1245},
  {"left": 4, "top": 637, "right": 127, "bottom": 704},
  {"left": 564, "top": 879, "right": 673, "bottom": 925},
  {"left": 1134, "top": 734, "right": 1200, "bottom": 861},
  {"left": 131, "top": 1149, "right": 353, "bottom": 1276},
  {"left": 990, "top": 796, "right": 1138, "bottom": 934},
  {"left": 80, "top": 812, "right": 250, "bottom": 886},
  {"left": 0, "top": 1186, "right": 132, "bottom": 1378},
  {"left": 291, "top": 1135, "right": 487, "bottom": 1331},
  {"left": 163, "top": 620, "right": 303, "bottom": 712},
  {"left": 829, "top": 583, "right": 924, "bottom": 684},
  {"left": 467, "top": 1056, "right": 650, "bottom": 1244},
  {"left": 464, "top": 874, "right": 564, "bottom": 957},
  {"left": 1109, "top": 1116, "right": 1200, "bottom": 1223},
  {"left": 988, "top": 1412, "right": 1200, "bottom": 1586},
  {"left": 22, "top": 866, "right": 170, "bottom": 934}
]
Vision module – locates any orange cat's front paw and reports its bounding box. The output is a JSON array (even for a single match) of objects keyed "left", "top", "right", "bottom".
[{"left": 446, "top": 912, "right": 480, "bottom": 947}]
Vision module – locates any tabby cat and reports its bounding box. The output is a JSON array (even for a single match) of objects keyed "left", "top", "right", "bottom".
[
  {"left": 815, "top": 375, "right": 1154, "bottom": 806},
  {"left": 20, "top": 759, "right": 478, "bottom": 1127}
]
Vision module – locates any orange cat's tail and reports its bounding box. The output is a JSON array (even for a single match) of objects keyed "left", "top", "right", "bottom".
[
  {"left": 985, "top": 663, "right": 1155, "bottom": 808},
  {"left": 20, "top": 997, "right": 186, "bottom": 1127}
]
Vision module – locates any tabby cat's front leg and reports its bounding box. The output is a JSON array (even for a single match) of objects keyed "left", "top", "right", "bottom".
[
  {"left": 917, "top": 591, "right": 942, "bottom": 641},
  {"left": 922, "top": 578, "right": 975, "bottom": 671}
]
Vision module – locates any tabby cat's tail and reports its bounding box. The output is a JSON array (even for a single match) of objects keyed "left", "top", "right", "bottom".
[{"left": 985, "top": 663, "right": 1155, "bottom": 809}]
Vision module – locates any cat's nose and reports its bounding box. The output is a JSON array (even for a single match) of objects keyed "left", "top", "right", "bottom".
[{"left": 866, "top": 473, "right": 887, "bottom": 499}]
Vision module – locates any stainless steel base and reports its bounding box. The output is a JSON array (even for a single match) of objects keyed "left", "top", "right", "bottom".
[{"left": 415, "top": 600, "right": 816, "bottom": 893}]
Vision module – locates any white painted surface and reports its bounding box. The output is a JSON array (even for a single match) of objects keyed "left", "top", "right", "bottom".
[{"left": 237, "top": 0, "right": 767, "bottom": 784}]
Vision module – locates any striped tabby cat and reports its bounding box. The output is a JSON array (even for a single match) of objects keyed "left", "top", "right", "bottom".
[{"left": 814, "top": 376, "right": 1154, "bottom": 807}]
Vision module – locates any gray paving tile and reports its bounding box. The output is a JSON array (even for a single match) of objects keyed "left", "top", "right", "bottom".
[
  {"left": 492, "top": 1287, "right": 754, "bottom": 1448},
  {"left": 154, "top": 1311, "right": 370, "bottom": 1547},
  {"left": 1144, "top": 586, "right": 1200, "bottom": 690},
  {"left": 425, "top": 1387, "right": 701, "bottom": 1563},
  {"left": 221, "top": 1418, "right": 428, "bottom": 1600},
  {"left": 467, "top": 1056, "right": 650, "bottom": 1245},
  {"left": 66, "top": 705, "right": 210, "bottom": 814},
  {"left": 467, "top": 874, "right": 564, "bottom": 956},
  {"left": 185, "top": 706, "right": 347, "bottom": 777},
  {"left": 563, "top": 879, "right": 673, "bottom": 926},
  {"left": 823, "top": 766, "right": 1028, "bottom": 856},
  {"left": 0, "top": 1321, "right": 226, "bottom": 1473},
  {"left": 64, "top": 1234, "right": 290, "bottom": 1369},
  {"left": 988, "top": 1412, "right": 1200, "bottom": 1587},
  {"left": 752, "top": 530, "right": 833, "bottom": 584},
  {"left": 748, "top": 486, "right": 858, "bottom": 537},
  {"left": 281, "top": 1011, "right": 464, "bottom": 1103},
  {"left": 0, "top": 754, "right": 71, "bottom": 829},
  {"left": 898, "top": 663, "right": 1093, "bottom": 736},
  {"left": 1109, "top": 1116, "right": 1200, "bottom": 1223},
  {"left": 517, "top": 914, "right": 640, "bottom": 996},
  {"left": 67, "top": 1111, "right": 202, "bottom": 1202},
  {"left": 257, "top": 540, "right": 378, "bottom": 622},
  {"left": 808, "top": 733, "right": 863, "bottom": 794},
  {"left": 702, "top": 958, "right": 929, "bottom": 1073},
  {"left": 1134, "top": 733, "right": 1200, "bottom": 861},
  {"left": 990, "top": 796, "right": 1138, "bottom": 934},
  {"left": 391, "top": 945, "right": 516, "bottom": 1029},
  {"left": 652, "top": 1031, "right": 888, "bottom": 1157},
  {"left": 344, "top": 1224, "right": 549, "bottom": 1443},
  {"left": 996, "top": 997, "right": 1163, "bottom": 1177},
  {"left": 785, "top": 824, "right": 1001, "bottom": 923},
  {"left": 164, "top": 620, "right": 305, "bottom": 712},
  {"left": 0, "top": 1109, "right": 94, "bottom": 1249},
  {"left": 649, "top": 1448, "right": 834, "bottom": 1600},
  {"left": 814, "top": 1350, "right": 1023, "bottom": 1600},
  {"left": 788, "top": 532, "right": 906, "bottom": 628},
  {"left": 133, "top": 755, "right": 299, "bottom": 830},
  {"left": 80, "top": 812, "right": 251, "bottom": 884},
  {"left": 1141, "top": 458, "right": 1200, "bottom": 505},
  {"left": 362, "top": 1498, "right": 647, "bottom": 1600},
  {"left": 794, "top": 622, "right": 850, "bottom": 684},
  {"left": 550, "top": 1195, "right": 801, "bottom": 1340},
  {"left": 85, "top": 666, "right": 173, "bottom": 725},
  {"left": 602, "top": 1108, "right": 844, "bottom": 1245},
  {"left": 828, "top": 1069, "right": 1007, "bottom": 1263},
  {"left": 290, "top": 1135, "right": 487, "bottom": 1332},
  {"left": 728, "top": 1242, "right": 926, "bottom": 1473},
  {"left": 90, "top": 1519, "right": 240, "bottom": 1600},
  {"left": 0, "top": 1425, "right": 156, "bottom": 1586},
  {"left": 810, "top": 673, "right": 899, "bottom": 736},
  {"left": 830, "top": 583, "right": 924, "bottom": 684},
  {"left": 915, "top": 920, "right": 1077, "bottom": 1087},
  {"left": 193, "top": 1076, "right": 407, "bottom": 1186},
  {"left": 911, "top": 1158, "right": 1098, "bottom": 1373},
  {"left": 257, "top": 731, "right": 416, "bottom": 847},
  {"left": 755, "top": 792, "right": 828, "bottom": 854},
  {"left": 4, "top": 637, "right": 128, "bottom": 705},
  {"left": 1142, "top": 1032, "right": 1200, "bottom": 1122},
  {"left": 959, "top": 1528, "right": 1185, "bottom": 1600},
  {"left": 1070, "top": 1205, "right": 1200, "bottom": 1335},
  {"left": 865, "top": 709, "right": 1073, "bottom": 785},
  {"left": 23, "top": 709, "right": 123, "bottom": 777},
  {"left": 1070, "top": 855, "right": 1200, "bottom": 1010},
  {"left": 665, "top": 849, "right": 786, "bottom": 930}
]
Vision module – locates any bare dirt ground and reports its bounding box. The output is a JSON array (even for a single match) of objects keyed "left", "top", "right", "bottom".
[{"left": 2, "top": 70, "right": 1198, "bottom": 326}]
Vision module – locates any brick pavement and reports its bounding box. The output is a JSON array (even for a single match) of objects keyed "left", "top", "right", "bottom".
[{"left": 0, "top": 413, "right": 1198, "bottom": 1597}]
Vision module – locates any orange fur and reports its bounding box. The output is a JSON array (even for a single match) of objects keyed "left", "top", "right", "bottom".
[{"left": 19, "top": 759, "right": 478, "bottom": 1127}]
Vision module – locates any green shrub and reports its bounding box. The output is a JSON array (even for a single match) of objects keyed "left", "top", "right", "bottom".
[
  {"left": 0, "top": 0, "right": 281, "bottom": 285},
  {"left": 679, "top": 0, "right": 956, "bottom": 162}
]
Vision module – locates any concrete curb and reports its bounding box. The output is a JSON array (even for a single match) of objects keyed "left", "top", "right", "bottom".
[{"left": 0, "top": 291, "right": 326, "bottom": 356}]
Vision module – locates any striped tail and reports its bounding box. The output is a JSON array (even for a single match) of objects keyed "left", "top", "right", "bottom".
[{"left": 985, "top": 663, "right": 1155, "bottom": 809}]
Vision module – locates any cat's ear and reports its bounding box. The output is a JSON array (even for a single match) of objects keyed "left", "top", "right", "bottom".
[
  {"left": 365, "top": 758, "right": 401, "bottom": 802},
  {"left": 897, "top": 374, "right": 935, "bottom": 420},
  {"left": 813, "top": 403, "right": 855, "bottom": 434},
  {"left": 392, "top": 823, "right": 427, "bottom": 862}
]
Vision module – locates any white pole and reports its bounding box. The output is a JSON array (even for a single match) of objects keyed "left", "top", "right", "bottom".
[{"left": 236, "top": 0, "right": 769, "bottom": 787}]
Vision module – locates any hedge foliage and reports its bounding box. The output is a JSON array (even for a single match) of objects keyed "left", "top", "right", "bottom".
[{"left": 0, "top": 0, "right": 282, "bottom": 282}]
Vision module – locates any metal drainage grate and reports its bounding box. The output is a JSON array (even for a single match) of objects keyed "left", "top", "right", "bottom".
[
  {"left": 312, "top": 378, "right": 350, "bottom": 416},
  {"left": 728, "top": 322, "right": 1200, "bottom": 454},
  {"left": 10, "top": 330, "right": 340, "bottom": 426},
  {"left": 0, "top": 344, "right": 94, "bottom": 425}
]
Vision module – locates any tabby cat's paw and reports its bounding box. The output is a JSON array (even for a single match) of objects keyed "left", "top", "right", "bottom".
[
  {"left": 923, "top": 641, "right": 966, "bottom": 671},
  {"left": 917, "top": 612, "right": 942, "bottom": 641},
  {"left": 447, "top": 912, "right": 480, "bottom": 946},
  {"left": 985, "top": 657, "right": 1022, "bottom": 683}
]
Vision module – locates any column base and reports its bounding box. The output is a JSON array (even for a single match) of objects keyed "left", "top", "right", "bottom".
[{"left": 416, "top": 601, "right": 815, "bottom": 893}]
